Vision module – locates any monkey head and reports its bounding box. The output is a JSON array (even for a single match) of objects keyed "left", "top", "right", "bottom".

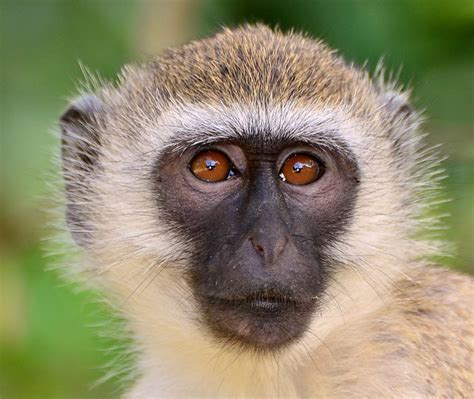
[{"left": 60, "top": 26, "right": 433, "bottom": 362}]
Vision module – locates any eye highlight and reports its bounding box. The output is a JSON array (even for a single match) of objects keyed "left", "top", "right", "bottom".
[
  {"left": 190, "top": 150, "right": 238, "bottom": 182},
  {"left": 279, "top": 153, "right": 324, "bottom": 185}
]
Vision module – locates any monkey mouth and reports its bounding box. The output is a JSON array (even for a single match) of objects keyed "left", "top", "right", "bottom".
[
  {"left": 201, "top": 291, "right": 315, "bottom": 350},
  {"left": 206, "top": 292, "right": 301, "bottom": 313}
]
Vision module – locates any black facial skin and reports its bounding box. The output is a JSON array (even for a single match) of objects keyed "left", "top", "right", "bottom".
[{"left": 155, "top": 135, "right": 359, "bottom": 351}]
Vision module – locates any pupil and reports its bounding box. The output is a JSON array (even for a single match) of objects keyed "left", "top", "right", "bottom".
[
  {"left": 293, "top": 162, "right": 304, "bottom": 172},
  {"left": 205, "top": 159, "right": 217, "bottom": 170}
]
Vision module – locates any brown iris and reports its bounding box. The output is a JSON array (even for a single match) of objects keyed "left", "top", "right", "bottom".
[
  {"left": 190, "top": 150, "right": 235, "bottom": 182},
  {"left": 279, "top": 153, "right": 323, "bottom": 185}
]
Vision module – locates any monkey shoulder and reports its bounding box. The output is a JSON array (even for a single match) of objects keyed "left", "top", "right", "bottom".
[
  {"left": 315, "top": 266, "right": 473, "bottom": 398},
  {"left": 366, "top": 266, "right": 473, "bottom": 396}
]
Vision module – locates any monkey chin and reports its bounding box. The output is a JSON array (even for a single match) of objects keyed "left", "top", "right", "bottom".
[{"left": 200, "top": 295, "right": 315, "bottom": 351}]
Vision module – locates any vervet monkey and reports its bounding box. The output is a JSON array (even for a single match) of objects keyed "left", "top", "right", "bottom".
[{"left": 59, "top": 25, "right": 473, "bottom": 398}]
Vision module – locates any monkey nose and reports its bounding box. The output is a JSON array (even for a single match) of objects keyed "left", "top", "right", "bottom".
[{"left": 249, "top": 234, "right": 289, "bottom": 265}]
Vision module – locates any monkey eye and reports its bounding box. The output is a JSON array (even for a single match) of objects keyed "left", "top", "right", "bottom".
[
  {"left": 279, "top": 153, "right": 324, "bottom": 185},
  {"left": 190, "top": 150, "right": 239, "bottom": 182}
]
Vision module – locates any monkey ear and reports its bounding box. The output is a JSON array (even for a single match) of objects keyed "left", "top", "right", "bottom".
[
  {"left": 60, "top": 94, "right": 104, "bottom": 247},
  {"left": 381, "top": 90, "right": 415, "bottom": 123},
  {"left": 379, "top": 89, "right": 421, "bottom": 160},
  {"left": 60, "top": 94, "right": 103, "bottom": 169}
]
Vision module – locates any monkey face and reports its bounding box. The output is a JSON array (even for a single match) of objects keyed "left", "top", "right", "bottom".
[{"left": 156, "top": 138, "right": 359, "bottom": 350}]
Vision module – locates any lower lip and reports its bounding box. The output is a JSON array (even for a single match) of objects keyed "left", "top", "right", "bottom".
[{"left": 202, "top": 295, "right": 316, "bottom": 348}]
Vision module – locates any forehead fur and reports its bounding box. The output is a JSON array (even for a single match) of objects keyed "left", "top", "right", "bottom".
[{"left": 116, "top": 25, "right": 379, "bottom": 117}]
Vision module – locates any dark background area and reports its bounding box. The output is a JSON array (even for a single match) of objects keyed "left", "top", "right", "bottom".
[{"left": 1, "top": 0, "right": 473, "bottom": 397}]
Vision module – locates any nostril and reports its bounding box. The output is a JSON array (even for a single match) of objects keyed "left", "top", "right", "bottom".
[
  {"left": 249, "top": 238, "right": 265, "bottom": 257},
  {"left": 248, "top": 234, "right": 289, "bottom": 265},
  {"left": 275, "top": 236, "right": 288, "bottom": 256}
]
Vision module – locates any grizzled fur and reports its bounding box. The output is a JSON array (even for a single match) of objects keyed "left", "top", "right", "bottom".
[{"left": 59, "top": 25, "right": 473, "bottom": 398}]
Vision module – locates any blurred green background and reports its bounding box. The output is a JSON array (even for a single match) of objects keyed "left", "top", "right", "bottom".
[{"left": 1, "top": 0, "right": 473, "bottom": 398}]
